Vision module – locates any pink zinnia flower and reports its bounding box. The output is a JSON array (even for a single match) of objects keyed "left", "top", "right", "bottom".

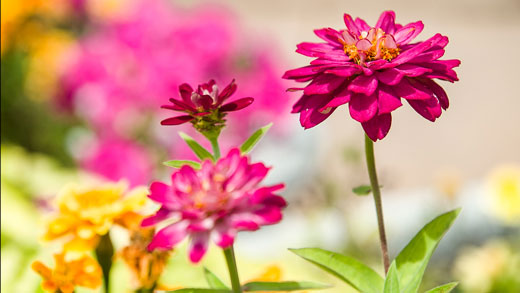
[
  {"left": 142, "top": 149, "right": 286, "bottom": 263},
  {"left": 161, "top": 79, "right": 254, "bottom": 131},
  {"left": 283, "top": 11, "right": 460, "bottom": 141}
]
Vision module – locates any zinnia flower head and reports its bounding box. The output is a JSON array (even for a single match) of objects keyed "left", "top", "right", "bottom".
[
  {"left": 283, "top": 11, "right": 460, "bottom": 141},
  {"left": 44, "top": 181, "right": 148, "bottom": 252},
  {"left": 142, "top": 148, "right": 286, "bottom": 263},
  {"left": 32, "top": 252, "right": 102, "bottom": 293},
  {"left": 161, "top": 79, "right": 254, "bottom": 135}
]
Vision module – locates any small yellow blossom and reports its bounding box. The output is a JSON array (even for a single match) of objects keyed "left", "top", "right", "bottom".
[
  {"left": 44, "top": 181, "right": 148, "bottom": 252},
  {"left": 486, "top": 165, "right": 520, "bottom": 225},
  {"left": 118, "top": 224, "right": 171, "bottom": 290},
  {"left": 32, "top": 252, "right": 102, "bottom": 293}
]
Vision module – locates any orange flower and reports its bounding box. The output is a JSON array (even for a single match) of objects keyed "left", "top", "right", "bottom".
[
  {"left": 118, "top": 221, "right": 171, "bottom": 290},
  {"left": 32, "top": 252, "right": 102, "bottom": 293},
  {"left": 43, "top": 181, "right": 148, "bottom": 252}
]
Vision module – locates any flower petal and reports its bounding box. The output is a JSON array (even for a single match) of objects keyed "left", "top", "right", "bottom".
[
  {"left": 407, "top": 95, "right": 442, "bottom": 121},
  {"left": 394, "top": 21, "right": 424, "bottom": 45},
  {"left": 216, "top": 79, "right": 237, "bottom": 105},
  {"left": 343, "top": 14, "right": 361, "bottom": 36},
  {"left": 376, "top": 68, "right": 404, "bottom": 85},
  {"left": 418, "top": 78, "right": 450, "bottom": 109},
  {"left": 362, "top": 114, "right": 392, "bottom": 141},
  {"left": 324, "top": 66, "right": 362, "bottom": 77},
  {"left": 212, "top": 223, "right": 236, "bottom": 248},
  {"left": 378, "top": 86, "right": 402, "bottom": 114},
  {"left": 348, "top": 75, "right": 378, "bottom": 96},
  {"left": 394, "top": 78, "right": 432, "bottom": 100},
  {"left": 304, "top": 74, "right": 345, "bottom": 95},
  {"left": 179, "top": 83, "right": 194, "bottom": 105},
  {"left": 141, "top": 207, "right": 173, "bottom": 227},
  {"left": 147, "top": 221, "right": 188, "bottom": 251},
  {"left": 349, "top": 92, "right": 378, "bottom": 122},
  {"left": 188, "top": 232, "right": 210, "bottom": 263},
  {"left": 313, "top": 28, "right": 343, "bottom": 45},
  {"left": 220, "top": 97, "right": 254, "bottom": 112},
  {"left": 395, "top": 64, "right": 432, "bottom": 77},
  {"left": 375, "top": 11, "right": 397, "bottom": 34},
  {"left": 160, "top": 115, "right": 194, "bottom": 125},
  {"left": 318, "top": 87, "right": 352, "bottom": 111}
]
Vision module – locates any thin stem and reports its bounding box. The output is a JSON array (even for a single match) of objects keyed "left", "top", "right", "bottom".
[
  {"left": 364, "top": 134, "right": 390, "bottom": 275},
  {"left": 210, "top": 136, "right": 221, "bottom": 159},
  {"left": 95, "top": 233, "right": 114, "bottom": 293},
  {"left": 223, "top": 246, "right": 242, "bottom": 293}
]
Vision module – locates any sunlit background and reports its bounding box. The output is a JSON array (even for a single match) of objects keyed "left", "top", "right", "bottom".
[{"left": 2, "top": 0, "right": 519, "bottom": 292}]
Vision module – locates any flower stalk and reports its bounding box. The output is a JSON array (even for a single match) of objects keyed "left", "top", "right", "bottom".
[
  {"left": 364, "top": 134, "right": 390, "bottom": 274},
  {"left": 223, "top": 246, "right": 242, "bottom": 293}
]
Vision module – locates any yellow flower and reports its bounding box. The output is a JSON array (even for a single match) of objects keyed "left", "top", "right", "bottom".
[
  {"left": 486, "top": 165, "right": 520, "bottom": 225},
  {"left": 248, "top": 265, "right": 308, "bottom": 293},
  {"left": 118, "top": 223, "right": 171, "bottom": 290},
  {"left": 32, "top": 252, "right": 102, "bottom": 293},
  {"left": 44, "top": 181, "right": 148, "bottom": 252}
]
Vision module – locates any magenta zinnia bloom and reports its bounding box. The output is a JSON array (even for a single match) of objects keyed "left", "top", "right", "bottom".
[
  {"left": 161, "top": 79, "right": 254, "bottom": 133},
  {"left": 283, "top": 11, "right": 460, "bottom": 140},
  {"left": 142, "top": 148, "right": 286, "bottom": 263}
]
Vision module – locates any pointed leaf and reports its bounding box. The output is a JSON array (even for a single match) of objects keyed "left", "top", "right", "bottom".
[
  {"left": 352, "top": 185, "right": 372, "bottom": 196},
  {"left": 424, "top": 282, "right": 458, "bottom": 293},
  {"left": 384, "top": 262, "right": 400, "bottom": 293},
  {"left": 396, "top": 209, "right": 460, "bottom": 293},
  {"left": 179, "top": 132, "right": 214, "bottom": 161},
  {"left": 163, "top": 160, "right": 201, "bottom": 169},
  {"left": 242, "top": 281, "right": 330, "bottom": 291},
  {"left": 204, "top": 267, "right": 229, "bottom": 289},
  {"left": 167, "top": 289, "right": 231, "bottom": 293},
  {"left": 290, "top": 248, "right": 384, "bottom": 293},
  {"left": 240, "top": 123, "right": 273, "bottom": 153}
]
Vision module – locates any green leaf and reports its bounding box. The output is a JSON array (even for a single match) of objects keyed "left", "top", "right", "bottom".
[
  {"left": 290, "top": 248, "right": 384, "bottom": 293},
  {"left": 384, "top": 262, "right": 400, "bottom": 293},
  {"left": 240, "top": 123, "right": 273, "bottom": 154},
  {"left": 179, "top": 132, "right": 214, "bottom": 161},
  {"left": 242, "top": 281, "right": 330, "bottom": 291},
  {"left": 167, "top": 289, "right": 231, "bottom": 293},
  {"left": 203, "top": 267, "right": 229, "bottom": 289},
  {"left": 395, "top": 209, "right": 461, "bottom": 293},
  {"left": 352, "top": 185, "right": 372, "bottom": 196},
  {"left": 424, "top": 282, "right": 458, "bottom": 293},
  {"left": 163, "top": 160, "right": 201, "bottom": 169}
]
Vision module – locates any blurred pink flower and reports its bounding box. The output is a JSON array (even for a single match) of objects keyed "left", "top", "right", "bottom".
[
  {"left": 80, "top": 137, "right": 153, "bottom": 186},
  {"left": 142, "top": 148, "right": 286, "bottom": 263},
  {"left": 283, "top": 11, "right": 460, "bottom": 141}
]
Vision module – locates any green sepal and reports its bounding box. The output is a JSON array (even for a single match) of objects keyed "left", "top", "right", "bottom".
[
  {"left": 352, "top": 185, "right": 372, "bottom": 196},
  {"left": 240, "top": 123, "right": 273, "bottom": 154},
  {"left": 424, "top": 282, "right": 458, "bottom": 293},
  {"left": 241, "top": 281, "right": 330, "bottom": 291},
  {"left": 203, "top": 267, "right": 229, "bottom": 289},
  {"left": 163, "top": 160, "right": 201, "bottom": 169},
  {"left": 289, "top": 248, "right": 384, "bottom": 293},
  {"left": 179, "top": 132, "right": 214, "bottom": 161},
  {"left": 395, "top": 209, "right": 461, "bottom": 293}
]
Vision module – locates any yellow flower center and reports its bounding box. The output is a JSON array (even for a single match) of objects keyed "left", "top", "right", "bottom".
[{"left": 342, "top": 28, "right": 400, "bottom": 64}]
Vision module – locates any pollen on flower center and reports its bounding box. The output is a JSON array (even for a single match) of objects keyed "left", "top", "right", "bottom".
[{"left": 341, "top": 28, "right": 400, "bottom": 64}]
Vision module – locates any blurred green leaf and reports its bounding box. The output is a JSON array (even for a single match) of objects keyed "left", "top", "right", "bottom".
[
  {"left": 395, "top": 209, "right": 460, "bottom": 293},
  {"left": 240, "top": 123, "right": 272, "bottom": 154},
  {"left": 242, "top": 281, "right": 330, "bottom": 291},
  {"left": 163, "top": 160, "right": 201, "bottom": 169},
  {"left": 203, "top": 267, "right": 228, "bottom": 289},
  {"left": 179, "top": 132, "right": 214, "bottom": 161},
  {"left": 383, "top": 262, "right": 400, "bottom": 293},
  {"left": 352, "top": 185, "right": 371, "bottom": 196},
  {"left": 289, "top": 248, "right": 383, "bottom": 293},
  {"left": 425, "top": 282, "right": 458, "bottom": 293},
  {"left": 167, "top": 289, "right": 231, "bottom": 293}
]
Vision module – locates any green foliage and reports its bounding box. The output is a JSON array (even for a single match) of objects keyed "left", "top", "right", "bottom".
[
  {"left": 352, "top": 185, "right": 371, "bottom": 196},
  {"left": 203, "top": 268, "right": 229, "bottom": 289},
  {"left": 395, "top": 209, "right": 460, "bottom": 293},
  {"left": 168, "top": 289, "right": 231, "bottom": 293},
  {"left": 240, "top": 123, "right": 272, "bottom": 154},
  {"left": 424, "top": 282, "right": 458, "bottom": 293},
  {"left": 241, "top": 281, "right": 330, "bottom": 291},
  {"left": 383, "top": 262, "right": 400, "bottom": 293},
  {"left": 289, "top": 248, "right": 384, "bottom": 293},
  {"left": 163, "top": 160, "right": 201, "bottom": 169},
  {"left": 179, "top": 132, "right": 214, "bottom": 161}
]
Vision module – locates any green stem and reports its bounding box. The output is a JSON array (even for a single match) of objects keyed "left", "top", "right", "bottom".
[
  {"left": 223, "top": 246, "right": 242, "bottom": 293},
  {"left": 95, "top": 233, "right": 114, "bottom": 293},
  {"left": 364, "top": 134, "right": 390, "bottom": 275},
  {"left": 210, "top": 136, "right": 221, "bottom": 159}
]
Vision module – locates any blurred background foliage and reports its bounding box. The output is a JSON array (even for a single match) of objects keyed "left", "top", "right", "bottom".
[{"left": 1, "top": 0, "right": 519, "bottom": 292}]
